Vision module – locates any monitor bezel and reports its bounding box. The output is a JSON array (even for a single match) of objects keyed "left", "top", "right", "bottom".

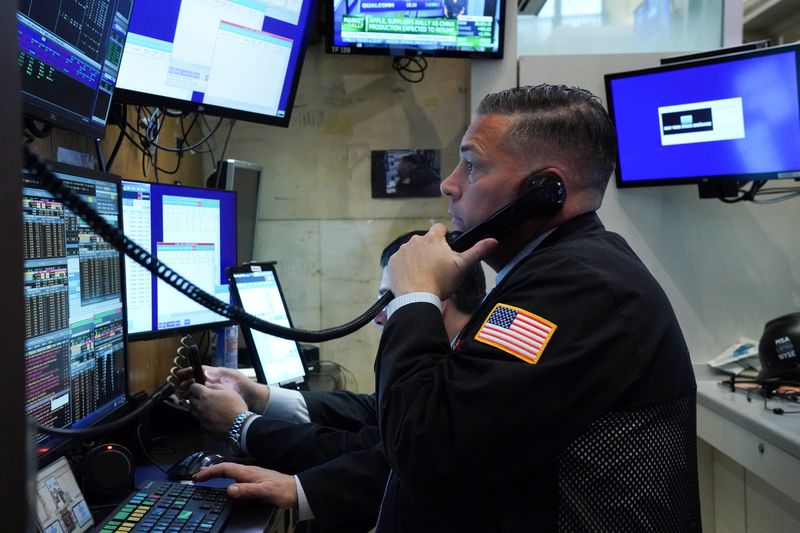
[
  {"left": 324, "top": 0, "right": 506, "bottom": 60},
  {"left": 120, "top": 178, "right": 237, "bottom": 342},
  {"left": 23, "top": 160, "right": 133, "bottom": 467},
  {"left": 604, "top": 42, "right": 800, "bottom": 189},
  {"left": 112, "top": 0, "right": 317, "bottom": 128},
  {"left": 226, "top": 262, "right": 309, "bottom": 389}
]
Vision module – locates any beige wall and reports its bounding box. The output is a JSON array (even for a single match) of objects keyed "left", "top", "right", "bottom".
[{"left": 209, "top": 42, "right": 471, "bottom": 392}]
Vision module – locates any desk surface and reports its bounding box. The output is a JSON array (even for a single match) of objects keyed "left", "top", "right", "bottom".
[{"left": 695, "top": 364, "right": 800, "bottom": 459}]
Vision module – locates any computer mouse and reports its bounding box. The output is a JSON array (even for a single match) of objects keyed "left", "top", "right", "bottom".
[{"left": 166, "top": 451, "right": 226, "bottom": 480}]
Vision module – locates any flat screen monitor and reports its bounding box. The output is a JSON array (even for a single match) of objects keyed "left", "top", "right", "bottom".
[
  {"left": 227, "top": 263, "right": 307, "bottom": 388},
  {"left": 604, "top": 43, "right": 800, "bottom": 188},
  {"left": 17, "top": 0, "right": 134, "bottom": 139},
  {"left": 121, "top": 180, "right": 237, "bottom": 340},
  {"left": 22, "top": 162, "right": 128, "bottom": 462},
  {"left": 113, "top": 0, "right": 316, "bottom": 127},
  {"left": 207, "top": 159, "right": 262, "bottom": 264},
  {"left": 326, "top": 0, "right": 505, "bottom": 58}
]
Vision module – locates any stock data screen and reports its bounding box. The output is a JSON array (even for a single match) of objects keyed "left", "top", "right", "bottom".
[
  {"left": 23, "top": 166, "right": 127, "bottom": 445},
  {"left": 121, "top": 180, "right": 237, "bottom": 339},
  {"left": 17, "top": 0, "right": 134, "bottom": 138}
]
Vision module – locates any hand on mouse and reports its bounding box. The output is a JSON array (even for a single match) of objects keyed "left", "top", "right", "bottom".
[
  {"left": 187, "top": 384, "right": 248, "bottom": 440},
  {"left": 193, "top": 463, "right": 298, "bottom": 509},
  {"left": 176, "top": 365, "right": 269, "bottom": 413}
]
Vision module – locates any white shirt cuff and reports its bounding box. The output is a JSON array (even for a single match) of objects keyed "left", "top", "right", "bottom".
[
  {"left": 263, "top": 386, "right": 310, "bottom": 423},
  {"left": 295, "top": 476, "right": 314, "bottom": 521},
  {"left": 239, "top": 413, "right": 260, "bottom": 457},
  {"left": 385, "top": 292, "right": 442, "bottom": 320}
]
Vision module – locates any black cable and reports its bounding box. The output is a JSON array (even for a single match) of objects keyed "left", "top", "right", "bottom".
[
  {"left": 213, "top": 120, "right": 237, "bottom": 188},
  {"left": 24, "top": 146, "right": 389, "bottom": 343},
  {"left": 719, "top": 180, "right": 766, "bottom": 203},
  {"left": 95, "top": 139, "right": 106, "bottom": 173},
  {"left": 106, "top": 104, "right": 127, "bottom": 172},
  {"left": 33, "top": 381, "right": 175, "bottom": 437},
  {"left": 128, "top": 113, "right": 223, "bottom": 153},
  {"left": 392, "top": 56, "right": 427, "bottom": 83},
  {"left": 136, "top": 424, "right": 171, "bottom": 477},
  {"left": 24, "top": 117, "right": 53, "bottom": 139},
  {"left": 200, "top": 115, "right": 219, "bottom": 167}
]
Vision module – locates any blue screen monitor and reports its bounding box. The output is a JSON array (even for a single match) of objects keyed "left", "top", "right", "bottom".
[
  {"left": 17, "top": 0, "right": 134, "bottom": 139},
  {"left": 604, "top": 43, "right": 800, "bottom": 188},
  {"left": 22, "top": 162, "right": 128, "bottom": 461},
  {"left": 326, "top": 0, "right": 505, "bottom": 58},
  {"left": 121, "top": 180, "right": 238, "bottom": 340},
  {"left": 113, "top": 0, "right": 315, "bottom": 127}
]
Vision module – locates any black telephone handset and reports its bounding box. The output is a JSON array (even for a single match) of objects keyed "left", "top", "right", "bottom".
[
  {"left": 447, "top": 172, "right": 566, "bottom": 252},
  {"left": 186, "top": 344, "right": 205, "bottom": 385}
]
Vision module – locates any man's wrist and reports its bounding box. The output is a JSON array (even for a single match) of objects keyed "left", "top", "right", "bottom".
[
  {"left": 386, "top": 292, "right": 442, "bottom": 320},
  {"left": 294, "top": 476, "right": 314, "bottom": 521},
  {"left": 226, "top": 410, "right": 256, "bottom": 457},
  {"left": 249, "top": 385, "right": 269, "bottom": 414}
]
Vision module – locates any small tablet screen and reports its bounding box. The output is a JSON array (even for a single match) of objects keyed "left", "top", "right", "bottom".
[{"left": 229, "top": 264, "right": 307, "bottom": 387}]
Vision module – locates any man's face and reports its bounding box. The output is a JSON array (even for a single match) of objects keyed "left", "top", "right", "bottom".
[
  {"left": 440, "top": 114, "right": 532, "bottom": 232},
  {"left": 396, "top": 160, "right": 413, "bottom": 182},
  {"left": 372, "top": 267, "right": 392, "bottom": 328}
]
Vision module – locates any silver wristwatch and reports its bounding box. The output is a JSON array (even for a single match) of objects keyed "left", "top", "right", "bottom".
[{"left": 226, "top": 410, "right": 255, "bottom": 457}]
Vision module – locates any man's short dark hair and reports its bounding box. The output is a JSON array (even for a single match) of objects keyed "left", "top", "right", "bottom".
[
  {"left": 380, "top": 231, "right": 486, "bottom": 315},
  {"left": 476, "top": 84, "right": 617, "bottom": 195},
  {"left": 380, "top": 231, "right": 427, "bottom": 268}
]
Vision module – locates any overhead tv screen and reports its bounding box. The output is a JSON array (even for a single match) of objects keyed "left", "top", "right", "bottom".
[
  {"left": 114, "top": 0, "right": 315, "bottom": 127},
  {"left": 327, "top": 0, "right": 504, "bottom": 58}
]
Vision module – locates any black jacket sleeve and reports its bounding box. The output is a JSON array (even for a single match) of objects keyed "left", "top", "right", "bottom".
[
  {"left": 244, "top": 417, "right": 381, "bottom": 473},
  {"left": 300, "top": 390, "right": 377, "bottom": 431},
  {"left": 297, "top": 443, "right": 388, "bottom": 533}
]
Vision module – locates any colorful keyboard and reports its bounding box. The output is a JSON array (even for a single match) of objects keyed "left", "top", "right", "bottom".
[{"left": 94, "top": 480, "right": 234, "bottom": 532}]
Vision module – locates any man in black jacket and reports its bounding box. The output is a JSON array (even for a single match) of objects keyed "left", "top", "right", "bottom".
[
  {"left": 181, "top": 231, "right": 486, "bottom": 532},
  {"left": 376, "top": 84, "right": 700, "bottom": 531}
]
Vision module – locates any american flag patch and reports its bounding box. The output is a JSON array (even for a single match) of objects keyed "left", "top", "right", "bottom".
[{"left": 474, "top": 303, "right": 556, "bottom": 364}]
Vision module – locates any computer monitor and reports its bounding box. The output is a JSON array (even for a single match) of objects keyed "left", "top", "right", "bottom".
[
  {"left": 326, "top": 0, "right": 505, "bottom": 59},
  {"left": 227, "top": 263, "right": 307, "bottom": 388},
  {"left": 23, "top": 162, "right": 128, "bottom": 463},
  {"left": 113, "top": 0, "right": 315, "bottom": 127},
  {"left": 207, "top": 160, "right": 262, "bottom": 264},
  {"left": 17, "top": 0, "right": 134, "bottom": 139},
  {"left": 604, "top": 42, "right": 800, "bottom": 188},
  {"left": 121, "top": 180, "right": 237, "bottom": 340}
]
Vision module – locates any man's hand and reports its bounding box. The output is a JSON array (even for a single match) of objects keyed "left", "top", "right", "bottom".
[
  {"left": 176, "top": 365, "right": 269, "bottom": 413},
  {"left": 193, "top": 463, "right": 298, "bottom": 509},
  {"left": 388, "top": 223, "right": 496, "bottom": 299},
  {"left": 187, "top": 384, "right": 248, "bottom": 440}
]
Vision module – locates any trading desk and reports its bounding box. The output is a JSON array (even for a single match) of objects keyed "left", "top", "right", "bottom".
[
  {"left": 106, "top": 401, "right": 288, "bottom": 533},
  {"left": 130, "top": 466, "right": 285, "bottom": 533},
  {"left": 694, "top": 364, "right": 800, "bottom": 531}
]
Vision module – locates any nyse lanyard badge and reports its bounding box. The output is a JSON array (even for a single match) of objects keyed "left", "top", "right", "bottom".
[{"left": 474, "top": 303, "right": 557, "bottom": 364}]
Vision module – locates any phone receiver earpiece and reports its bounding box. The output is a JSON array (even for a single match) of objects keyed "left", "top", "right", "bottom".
[
  {"left": 448, "top": 172, "right": 566, "bottom": 252},
  {"left": 521, "top": 172, "right": 566, "bottom": 215}
]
